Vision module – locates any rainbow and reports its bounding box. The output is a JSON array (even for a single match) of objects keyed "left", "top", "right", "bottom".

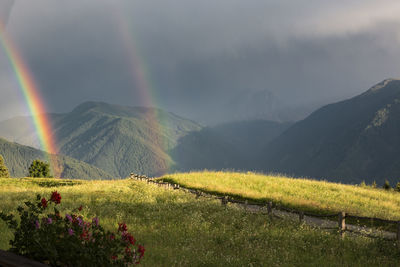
[
  {"left": 112, "top": 5, "right": 173, "bottom": 171},
  {"left": 0, "top": 21, "right": 58, "bottom": 172}
]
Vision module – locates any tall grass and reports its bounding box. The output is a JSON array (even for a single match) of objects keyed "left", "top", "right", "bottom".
[
  {"left": 161, "top": 171, "right": 400, "bottom": 220},
  {"left": 0, "top": 177, "right": 399, "bottom": 266}
]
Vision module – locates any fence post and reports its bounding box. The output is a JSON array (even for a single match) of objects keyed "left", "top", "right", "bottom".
[
  {"left": 267, "top": 201, "right": 273, "bottom": 215},
  {"left": 397, "top": 221, "right": 400, "bottom": 245},
  {"left": 299, "top": 211, "right": 304, "bottom": 223},
  {"left": 338, "top": 212, "right": 346, "bottom": 237},
  {"left": 221, "top": 196, "right": 228, "bottom": 206}
]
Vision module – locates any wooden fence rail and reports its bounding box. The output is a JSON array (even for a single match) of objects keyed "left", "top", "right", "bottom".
[{"left": 129, "top": 173, "right": 400, "bottom": 243}]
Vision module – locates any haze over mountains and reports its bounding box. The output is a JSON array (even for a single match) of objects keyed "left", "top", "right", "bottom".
[{"left": 2, "top": 79, "right": 400, "bottom": 184}]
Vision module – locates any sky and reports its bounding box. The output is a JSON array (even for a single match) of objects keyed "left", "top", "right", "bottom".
[{"left": 1, "top": 0, "right": 400, "bottom": 124}]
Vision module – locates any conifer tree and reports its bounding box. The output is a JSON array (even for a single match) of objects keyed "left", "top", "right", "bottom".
[{"left": 0, "top": 155, "right": 10, "bottom": 178}]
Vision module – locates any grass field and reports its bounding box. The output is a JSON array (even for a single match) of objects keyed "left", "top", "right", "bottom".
[
  {"left": 1, "top": 177, "right": 400, "bottom": 266},
  {"left": 161, "top": 171, "right": 400, "bottom": 221}
]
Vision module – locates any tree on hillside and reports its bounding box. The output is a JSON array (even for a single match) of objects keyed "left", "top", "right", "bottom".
[
  {"left": 0, "top": 155, "right": 10, "bottom": 177},
  {"left": 28, "top": 159, "right": 52, "bottom": 178},
  {"left": 383, "top": 180, "right": 391, "bottom": 190}
]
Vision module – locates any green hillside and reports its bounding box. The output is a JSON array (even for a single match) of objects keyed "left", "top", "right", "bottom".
[
  {"left": 1, "top": 176, "right": 399, "bottom": 266},
  {"left": 53, "top": 102, "right": 202, "bottom": 177},
  {"left": 259, "top": 79, "right": 400, "bottom": 185},
  {"left": 0, "top": 137, "right": 113, "bottom": 179}
]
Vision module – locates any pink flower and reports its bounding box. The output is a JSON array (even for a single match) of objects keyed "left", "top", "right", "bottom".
[
  {"left": 47, "top": 218, "right": 53, "bottom": 224},
  {"left": 92, "top": 217, "right": 99, "bottom": 227},
  {"left": 65, "top": 214, "right": 73, "bottom": 222},
  {"left": 68, "top": 228, "right": 74, "bottom": 236},
  {"left": 122, "top": 232, "right": 136, "bottom": 245},
  {"left": 118, "top": 222, "right": 127, "bottom": 232}
]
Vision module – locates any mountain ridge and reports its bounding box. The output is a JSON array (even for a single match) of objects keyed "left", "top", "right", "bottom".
[{"left": 258, "top": 79, "right": 400, "bottom": 184}]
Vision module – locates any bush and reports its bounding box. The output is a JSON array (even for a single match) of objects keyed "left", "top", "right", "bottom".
[
  {"left": 28, "top": 159, "right": 52, "bottom": 178},
  {"left": 395, "top": 182, "right": 400, "bottom": 192},
  {"left": 0, "top": 155, "right": 10, "bottom": 178},
  {"left": 0, "top": 192, "right": 145, "bottom": 266},
  {"left": 383, "top": 180, "right": 391, "bottom": 190}
]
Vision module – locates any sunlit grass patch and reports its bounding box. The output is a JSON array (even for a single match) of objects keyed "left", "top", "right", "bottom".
[
  {"left": 1, "top": 177, "right": 400, "bottom": 266},
  {"left": 161, "top": 171, "right": 400, "bottom": 220}
]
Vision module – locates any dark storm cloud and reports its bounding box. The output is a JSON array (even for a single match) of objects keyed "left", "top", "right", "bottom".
[{"left": 1, "top": 0, "right": 400, "bottom": 122}]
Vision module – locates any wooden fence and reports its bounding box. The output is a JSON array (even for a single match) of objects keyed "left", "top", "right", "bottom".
[{"left": 130, "top": 173, "right": 400, "bottom": 243}]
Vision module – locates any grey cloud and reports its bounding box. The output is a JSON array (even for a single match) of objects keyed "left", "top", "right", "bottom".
[
  {"left": 1, "top": 0, "right": 400, "bottom": 123},
  {"left": 0, "top": 0, "right": 14, "bottom": 25}
]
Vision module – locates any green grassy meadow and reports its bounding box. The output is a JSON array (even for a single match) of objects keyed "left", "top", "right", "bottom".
[
  {"left": 161, "top": 171, "right": 400, "bottom": 221},
  {"left": 1, "top": 176, "right": 400, "bottom": 266}
]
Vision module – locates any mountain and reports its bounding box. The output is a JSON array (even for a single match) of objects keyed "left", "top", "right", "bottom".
[
  {"left": 259, "top": 79, "right": 400, "bottom": 185},
  {"left": 171, "top": 120, "right": 292, "bottom": 171},
  {"left": 28, "top": 102, "right": 201, "bottom": 178},
  {"left": 0, "top": 137, "right": 113, "bottom": 179}
]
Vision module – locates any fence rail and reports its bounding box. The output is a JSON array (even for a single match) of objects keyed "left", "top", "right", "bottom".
[{"left": 129, "top": 173, "right": 400, "bottom": 242}]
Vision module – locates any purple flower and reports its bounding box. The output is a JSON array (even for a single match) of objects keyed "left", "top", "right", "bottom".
[
  {"left": 65, "top": 214, "right": 73, "bottom": 222},
  {"left": 68, "top": 228, "right": 74, "bottom": 236},
  {"left": 77, "top": 217, "right": 84, "bottom": 227},
  {"left": 47, "top": 218, "right": 53, "bottom": 224},
  {"left": 34, "top": 220, "right": 40, "bottom": 229},
  {"left": 92, "top": 217, "right": 99, "bottom": 227}
]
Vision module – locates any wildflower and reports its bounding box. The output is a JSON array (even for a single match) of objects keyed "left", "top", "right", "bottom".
[
  {"left": 122, "top": 232, "right": 136, "bottom": 245},
  {"left": 125, "top": 246, "right": 131, "bottom": 256},
  {"left": 118, "top": 222, "right": 127, "bottom": 232},
  {"left": 109, "top": 234, "right": 115, "bottom": 240},
  {"left": 111, "top": 255, "right": 118, "bottom": 260},
  {"left": 50, "top": 191, "right": 61, "bottom": 204},
  {"left": 92, "top": 217, "right": 99, "bottom": 227},
  {"left": 41, "top": 198, "right": 48, "bottom": 208},
  {"left": 68, "top": 228, "right": 74, "bottom": 236},
  {"left": 34, "top": 220, "right": 40, "bottom": 229},
  {"left": 47, "top": 218, "right": 53, "bottom": 224},
  {"left": 78, "top": 205, "right": 83, "bottom": 211},
  {"left": 138, "top": 245, "right": 145, "bottom": 258},
  {"left": 76, "top": 217, "right": 84, "bottom": 227},
  {"left": 65, "top": 214, "right": 73, "bottom": 222}
]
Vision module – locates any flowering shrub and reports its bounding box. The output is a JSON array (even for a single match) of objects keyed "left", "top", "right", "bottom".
[{"left": 0, "top": 191, "right": 145, "bottom": 266}]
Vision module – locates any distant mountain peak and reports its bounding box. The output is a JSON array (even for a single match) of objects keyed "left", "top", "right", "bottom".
[{"left": 368, "top": 78, "right": 400, "bottom": 93}]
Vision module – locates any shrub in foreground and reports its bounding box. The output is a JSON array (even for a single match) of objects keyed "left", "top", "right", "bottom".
[{"left": 0, "top": 191, "right": 145, "bottom": 266}]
